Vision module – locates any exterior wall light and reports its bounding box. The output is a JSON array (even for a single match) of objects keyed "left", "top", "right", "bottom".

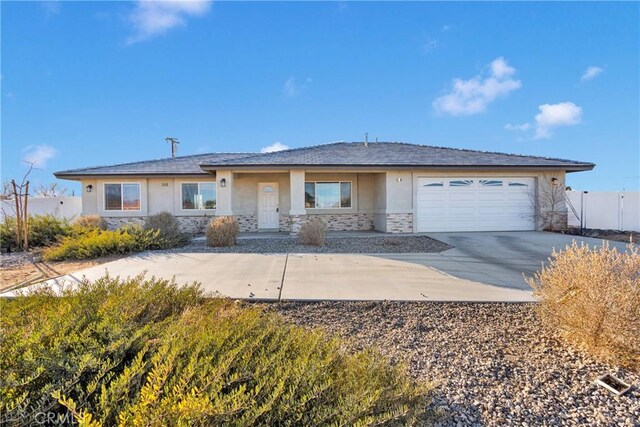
[
  {"left": 86, "top": 185, "right": 93, "bottom": 193},
  {"left": 220, "top": 178, "right": 226, "bottom": 187}
]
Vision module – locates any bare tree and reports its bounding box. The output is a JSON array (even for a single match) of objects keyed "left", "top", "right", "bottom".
[
  {"left": 35, "top": 183, "right": 68, "bottom": 197},
  {"left": 531, "top": 176, "right": 566, "bottom": 231},
  {"left": 8, "top": 162, "right": 34, "bottom": 251},
  {"left": 1, "top": 181, "right": 13, "bottom": 200}
]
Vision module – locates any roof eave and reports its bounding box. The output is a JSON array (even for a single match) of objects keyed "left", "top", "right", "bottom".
[{"left": 200, "top": 163, "right": 596, "bottom": 171}]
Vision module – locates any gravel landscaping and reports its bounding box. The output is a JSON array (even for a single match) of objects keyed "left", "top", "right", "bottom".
[
  {"left": 0, "top": 251, "right": 39, "bottom": 269},
  {"left": 263, "top": 301, "right": 639, "bottom": 427},
  {"left": 164, "top": 235, "right": 453, "bottom": 254}
]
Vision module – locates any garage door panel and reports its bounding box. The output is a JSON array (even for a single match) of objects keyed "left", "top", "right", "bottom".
[{"left": 416, "top": 177, "right": 535, "bottom": 232}]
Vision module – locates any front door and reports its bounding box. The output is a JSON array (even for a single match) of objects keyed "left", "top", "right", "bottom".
[{"left": 258, "top": 183, "right": 279, "bottom": 229}]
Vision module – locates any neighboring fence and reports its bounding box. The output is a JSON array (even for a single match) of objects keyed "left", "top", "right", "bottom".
[
  {"left": 566, "top": 191, "right": 640, "bottom": 232},
  {"left": 1, "top": 196, "right": 82, "bottom": 220}
]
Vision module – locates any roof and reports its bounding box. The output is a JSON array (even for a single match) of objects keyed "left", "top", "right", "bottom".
[
  {"left": 54, "top": 142, "right": 594, "bottom": 178},
  {"left": 54, "top": 153, "right": 254, "bottom": 178},
  {"left": 202, "top": 142, "right": 595, "bottom": 171}
]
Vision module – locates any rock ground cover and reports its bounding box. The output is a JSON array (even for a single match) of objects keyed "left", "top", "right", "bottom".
[
  {"left": 164, "top": 235, "right": 453, "bottom": 254},
  {"left": 264, "top": 301, "right": 639, "bottom": 427}
]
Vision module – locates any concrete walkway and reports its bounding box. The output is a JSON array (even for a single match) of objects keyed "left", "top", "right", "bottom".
[{"left": 3, "top": 251, "right": 535, "bottom": 302}]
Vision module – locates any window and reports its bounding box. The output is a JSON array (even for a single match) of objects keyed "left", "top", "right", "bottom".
[
  {"left": 479, "top": 179, "right": 503, "bottom": 187},
  {"left": 508, "top": 181, "right": 529, "bottom": 187},
  {"left": 181, "top": 183, "right": 216, "bottom": 210},
  {"left": 305, "top": 181, "right": 352, "bottom": 208},
  {"left": 449, "top": 179, "right": 473, "bottom": 187},
  {"left": 104, "top": 183, "right": 141, "bottom": 211},
  {"left": 423, "top": 181, "right": 444, "bottom": 187}
]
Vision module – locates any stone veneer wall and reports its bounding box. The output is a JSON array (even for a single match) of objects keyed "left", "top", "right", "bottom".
[
  {"left": 235, "top": 214, "right": 258, "bottom": 232},
  {"left": 104, "top": 216, "right": 214, "bottom": 234},
  {"left": 306, "top": 213, "right": 374, "bottom": 231},
  {"left": 385, "top": 213, "right": 413, "bottom": 233}
]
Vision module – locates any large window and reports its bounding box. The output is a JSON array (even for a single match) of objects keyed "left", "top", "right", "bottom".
[
  {"left": 181, "top": 182, "right": 216, "bottom": 210},
  {"left": 104, "top": 183, "right": 141, "bottom": 211},
  {"left": 305, "top": 181, "right": 351, "bottom": 208}
]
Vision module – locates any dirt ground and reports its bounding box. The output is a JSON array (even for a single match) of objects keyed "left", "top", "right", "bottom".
[
  {"left": 0, "top": 251, "right": 122, "bottom": 292},
  {"left": 560, "top": 228, "right": 639, "bottom": 244}
]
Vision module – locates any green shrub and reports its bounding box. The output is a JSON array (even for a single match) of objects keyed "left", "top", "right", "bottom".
[
  {"left": 0, "top": 275, "right": 431, "bottom": 426},
  {"left": 0, "top": 214, "right": 71, "bottom": 250},
  {"left": 206, "top": 216, "right": 239, "bottom": 247},
  {"left": 72, "top": 214, "right": 107, "bottom": 232},
  {"left": 528, "top": 241, "right": 640, "bottom": 369},
  {"left": 144, "top": 211, "right": 189, "bottom": 248},
  {"left": 42, "top": 225, "right": 163, "bottom": 261}
]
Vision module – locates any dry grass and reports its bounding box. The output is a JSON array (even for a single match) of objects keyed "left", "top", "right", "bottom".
[
  {"left": 73, "top": 215, "right": 107, "bottom": 231},
  {"left": 528, "top": 241, "right": 640, "bottom": 370},
  {"left": 297, "top": 218, "right": 326, "bottom": 246},
  {"left": 205, "top": 216, "right": 239, "bottom": 247}
]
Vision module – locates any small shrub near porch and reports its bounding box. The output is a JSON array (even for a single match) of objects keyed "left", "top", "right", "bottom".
[
  {"left": 528, "top": 241, "right": 640, "bottom": 369},
  {"left": 298, "top": 217, "right": 327, "bottom": 246},
  {"left": 206, "top": 216, "right": 239, "bottom": 247},
  {"left": 0, "top": 275, "right": 431, "bottom": 426}
]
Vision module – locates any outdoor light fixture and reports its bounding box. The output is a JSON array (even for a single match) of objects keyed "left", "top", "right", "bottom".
[
  {"left": 86, "top": 185, "right": 93, "bottom": 193},
  {"left": 551, "top": 177, "right": 559, "bottom": 185},
  {"left": 220, "top": 178, "right": 227, "bottom": 187}
]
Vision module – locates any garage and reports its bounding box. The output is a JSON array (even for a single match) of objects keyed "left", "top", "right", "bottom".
[{"left": 416, "top": 177, "right": 536, "bottom": 232}]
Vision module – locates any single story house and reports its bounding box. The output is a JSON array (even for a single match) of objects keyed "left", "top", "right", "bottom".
[{"left": 54, "top": 142, "right": 594, "bottom": 234}]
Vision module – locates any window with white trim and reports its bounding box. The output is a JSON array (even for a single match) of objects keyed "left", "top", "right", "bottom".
[
  {"left": 104, "top": 183, "right": 141, "bottom": 211},
  {"left": 305, "top": 181, "right": 351, "bottom": 208},
  {"left": 181, "top": 183, "right": 216, "bottom": 210}
]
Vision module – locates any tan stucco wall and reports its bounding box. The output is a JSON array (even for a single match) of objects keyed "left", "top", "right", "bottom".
[
  {"left": 80, "top": 179, "right": 98, "bottom": 215},
  {"left": 232, "top": 173, "right": 291, "bottom": 216}
]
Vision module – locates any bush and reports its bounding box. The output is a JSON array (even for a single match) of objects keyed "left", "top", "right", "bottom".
[
  {"left": 205, "top": 216, "right": 239, "bottom": 247},
  {"left": 0, "top": 214, "right": 71, "bottom": 250},
  {"left": 0, "top": 275, "right": 431, "bottom": 426},
  {"left": 144, "top": 211, "right": 189, "bottom": 248},
  {"left": 42, "top": 225, "right": 163, "bottom": 261},
  {"left": 72, "top": 214, "right": 107, "bottom": 232},
  {"left": 528, "top": 241, "right": 640, "bottom": 369},
  {"left": 298, "top": 218, "right": 326, "bottom": 246}
]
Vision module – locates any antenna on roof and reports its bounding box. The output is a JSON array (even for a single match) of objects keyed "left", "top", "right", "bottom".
[
  {"left": 165, "top": 137, "right": 180, "bottom": 158},
  {"left": 364, "top": 132, "right": 368, "bottom": 147}
]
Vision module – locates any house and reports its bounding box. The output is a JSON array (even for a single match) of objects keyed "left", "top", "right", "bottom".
[{"left": 54, "top": 142, "right": 594, "bottom": 234}]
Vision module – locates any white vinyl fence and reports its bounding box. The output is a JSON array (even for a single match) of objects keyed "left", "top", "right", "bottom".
[
  {"left": 1, "top": 196, "right": 82, "bottom": 220},
  {"left": 566, "top": 191, "right": 640, "bottom": 232}
]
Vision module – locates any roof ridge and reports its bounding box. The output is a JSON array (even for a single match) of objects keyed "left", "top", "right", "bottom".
[{"left": 214, "top": 141, "right": 348, "bottom": 164}]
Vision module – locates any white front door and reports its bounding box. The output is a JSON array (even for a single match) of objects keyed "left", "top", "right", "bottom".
[
  {"left": 258, "top": 183, "right": 279, "bottom": 229},
  {"left": 416, "top": 177, "right": 536, "bottom": 232}
]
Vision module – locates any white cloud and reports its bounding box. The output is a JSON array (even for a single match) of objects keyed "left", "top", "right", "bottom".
[
  {"left": 581, "top": 66, "right": 603, "bottom": 82},
  {"left": 22, "top": 144, "right": 58, "bottom": 168},
  {"left": 127, "top": 0, "right": 211, "bottom": 44},
  {"left": 442, "top": 25, "right": 450, "bottom": 31},
  {"left": 504, "top": 123, "right": 531, "bottom": 131},
  {"left": 433, "top": 57, "right": 522, "bottom": 116},
  {"left": 283, "top": 76, "right": 312, "bottom": 97},
  {"left": 534, "top": 102, "right": 582, "bottom": 139},
  {"left": 261, "top": 142, "right": 290, "bottom": 153}
]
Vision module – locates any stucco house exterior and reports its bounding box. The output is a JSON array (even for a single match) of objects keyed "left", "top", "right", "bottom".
[{"left": 54, "top": 142, "right": 594, "bottom": 234}]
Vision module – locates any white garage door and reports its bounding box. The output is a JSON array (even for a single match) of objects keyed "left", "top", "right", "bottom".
[{"left": 416, "top": 177, "right": 536, "bottom": 232}]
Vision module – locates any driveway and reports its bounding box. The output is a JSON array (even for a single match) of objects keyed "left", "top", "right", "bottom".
[
  {"left": 401, "top": 231, "right": 630, "bottom": 290},
  {"left": 2, "top": 232, "right": 627, "bottom": 302}
]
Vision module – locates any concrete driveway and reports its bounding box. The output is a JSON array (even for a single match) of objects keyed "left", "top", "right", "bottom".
[
  {"left": 403, "top": 231, "right": 630, "bottom": 290},
  {"left": 3, "top": 232, "right": 627, "bottom": 302}
]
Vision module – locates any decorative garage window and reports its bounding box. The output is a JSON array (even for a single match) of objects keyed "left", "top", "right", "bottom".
[
  {"left": 423, "top": 181, "right": 444, "bottom": 187},
  {"left": 105, "top": 183, "right": 141, "bottom": 211},
  {"left": 181, "top": 183, "right": 216, "bottom": 210},
  {"left": 305, "top": 181, "right": 351, "bottom": 208},
  {"left": 479, "top": 179, "right": 503, "bottom": 187},
  {"left": 449, "top": 179, "right": 473, "bottom": 187},
  {"left": 508, "top": 181, "right": 529, "bottom": 187}
]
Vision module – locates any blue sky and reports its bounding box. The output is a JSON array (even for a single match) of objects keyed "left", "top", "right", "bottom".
[{"left": 2, "top": 1, "right": 639, "bottom": 194}]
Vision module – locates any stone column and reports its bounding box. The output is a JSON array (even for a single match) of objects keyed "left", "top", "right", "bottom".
[
  {"left": 289, "top": 169, "right": 306, "bottom": 234},
  {"left": 216, "top": 170, "right": 233, "bottom": 217}
]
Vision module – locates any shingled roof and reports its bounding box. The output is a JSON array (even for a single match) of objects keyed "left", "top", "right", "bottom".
[
  {"left": 203, "top": 142, "right": 594, "bottom": 171},
  {"left": 54, "top": 153, "right": 254, "bottom": 178},
  {"left": 54, "top": 142, "right": 594, "bottom": 178}
]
